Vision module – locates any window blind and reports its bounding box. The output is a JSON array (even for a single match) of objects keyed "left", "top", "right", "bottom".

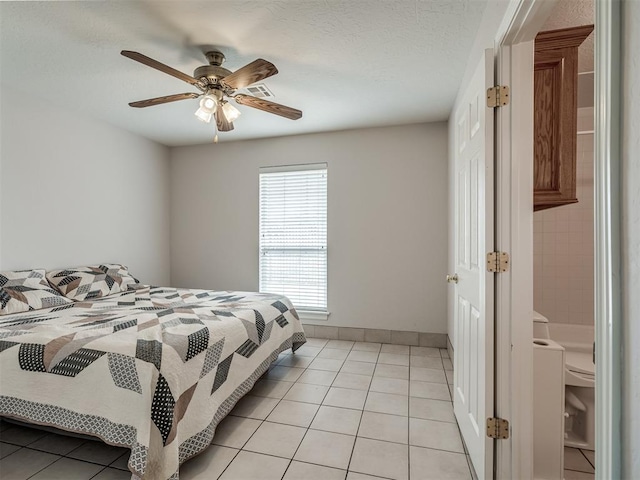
[{"left": 259, "top": 164, "right": 327, "bottom": 311}]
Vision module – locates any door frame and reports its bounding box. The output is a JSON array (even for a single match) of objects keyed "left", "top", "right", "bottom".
[{"left": 492, "top": 0, "right": 622, "bottom": 478}]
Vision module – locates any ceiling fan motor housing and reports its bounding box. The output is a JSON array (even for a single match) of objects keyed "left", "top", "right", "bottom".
[
  {"left": 193, "top": 64, "right": 232, "bottom": 86},
  {"left": 194, "top": 51, "right": 232, "bottom": 87}
]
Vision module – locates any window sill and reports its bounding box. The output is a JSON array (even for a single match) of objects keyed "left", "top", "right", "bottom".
[{"left": 298, "top": 310, "right": 330, "bottom": 322}]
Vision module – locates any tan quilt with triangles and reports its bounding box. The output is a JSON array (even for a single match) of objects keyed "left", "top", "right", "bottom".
[{"left": 0, "top": 286, "right": 306, "bottom": 479}]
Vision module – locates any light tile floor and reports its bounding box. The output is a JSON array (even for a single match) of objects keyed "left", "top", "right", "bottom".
[
  {"left": 564, "top": 446, "right": 595, "bottom": 479},
  {"left": 0, "top": 338, "right": 471, "bottom": 479}
]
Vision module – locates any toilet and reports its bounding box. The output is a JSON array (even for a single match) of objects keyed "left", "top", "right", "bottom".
[{"left": 533, "top": 311, "right": 595, "bottom": 450}]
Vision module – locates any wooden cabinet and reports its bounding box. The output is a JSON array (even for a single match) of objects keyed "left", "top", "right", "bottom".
[{"left": 533, "top": 25, "right": 593, "bottom": 211}]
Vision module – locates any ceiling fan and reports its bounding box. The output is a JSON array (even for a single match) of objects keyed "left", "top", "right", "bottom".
[{"left": 121, "top": 49, "right": 302, "bottom": 139}]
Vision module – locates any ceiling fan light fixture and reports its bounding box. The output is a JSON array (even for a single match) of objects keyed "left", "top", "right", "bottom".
[
  {"left": 222, "top": 102, "right": 241, "bottom": 122},
  {"left": 195, "top": 94, "right": 218, "bottom": 123}
]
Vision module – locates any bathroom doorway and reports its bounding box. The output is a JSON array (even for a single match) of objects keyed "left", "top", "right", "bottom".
[
  {"left": 531, "top": 1, "right": 596, "bottom": 477},
  {"left": 494, "top": 0, "right": 622, "bottom": 477}
]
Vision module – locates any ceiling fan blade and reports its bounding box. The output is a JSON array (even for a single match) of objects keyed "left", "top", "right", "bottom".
[
  {"left": 121, "top": 50, "right": 201, "bottom": 87},
  {"left": 234, "top": 94, "right": 302, "bottom": 120},
  {"left": 128, "top": 92, "right": 200, "bottom": 108},
  {"left": 221, "top": 59, "right": 278, "bottom": 90},
  {"left": 215, "top": 105, "right": 234, "bottom": 132}
]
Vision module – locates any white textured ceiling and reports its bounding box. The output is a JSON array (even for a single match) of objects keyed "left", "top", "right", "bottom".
[
  {"left": 542, "top": 0, "right": 594, "bottom": 72},
  {"left": 0, "top": 0, "right": 486, "bottom": 146}
]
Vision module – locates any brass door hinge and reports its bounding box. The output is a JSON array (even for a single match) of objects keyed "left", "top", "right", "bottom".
[
  {"left": 486, "top": 417, "right": 510, "bottom": 439},
  {"left": 487, "top": 86, "right": 510, "bottom": 107},
  {"left": 487, "top": 252, "right": 510, "bottom": 273}
]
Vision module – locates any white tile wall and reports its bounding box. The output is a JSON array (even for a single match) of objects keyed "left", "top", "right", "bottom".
[{"left": 534, "top": 110, "right": 594, "bottom": 326}]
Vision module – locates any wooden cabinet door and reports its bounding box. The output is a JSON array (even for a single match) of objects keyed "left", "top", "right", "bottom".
[{"left": 533, "top": 25, "right": 593, "bottom": 211}]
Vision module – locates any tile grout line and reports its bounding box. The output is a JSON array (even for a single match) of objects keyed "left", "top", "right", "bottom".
[
  {"left": 279, "top": 338, "right": 351, "bottom": 479},
  {"left": 344, "top": 344, "right": 380, "bottom": 477},
  {"left": 579, "top": 448, "right": 596, "bottom": 470}
]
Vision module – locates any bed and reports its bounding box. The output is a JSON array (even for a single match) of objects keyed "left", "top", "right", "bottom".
[{"left": 0, "top": 284, "right": 306, "bottom": 479}]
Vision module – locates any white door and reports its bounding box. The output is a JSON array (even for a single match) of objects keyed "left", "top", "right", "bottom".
[{"left": 452, "top": 49, "right": 495, "bottom": 479}]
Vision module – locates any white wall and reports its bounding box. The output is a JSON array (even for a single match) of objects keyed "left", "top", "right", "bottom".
[
  {"left": 0, "top": 85, "right": 171, "bottom": 285},
  {"left": 170, "top": 123, "right": 448, "bottom": 334},
  {"left": 621, "top": 0, "right": 640, "bottom": 475},
  {"left": 534, "top": 113, "right": 594, "bottom": 326}
]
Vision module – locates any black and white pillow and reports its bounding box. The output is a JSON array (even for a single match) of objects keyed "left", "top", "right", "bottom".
[
  {"left": 46, "top": 264, "right": 139, "bottom": 301},
  {"left": 0, "top": 269, "right": 73, "bottom": 315}
]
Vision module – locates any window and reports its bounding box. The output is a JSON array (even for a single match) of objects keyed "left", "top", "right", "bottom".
[{"left": 259, "top": 164, "right": 327, "bottom": 312}]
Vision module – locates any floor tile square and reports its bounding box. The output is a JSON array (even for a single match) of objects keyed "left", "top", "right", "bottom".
[
  {"left": 179, "top": 445, "right": 238, "bottom": 480},
  {"left": 380, "top": 344, "right": 410, "bottom": 355},
  {"left": 319, "top": 348, "right": 351, "bottom": 360},
  {"left": 581, "top": 449, "right": 595, "bottom": 468},
  {"left": 410, "top": 356, "right": 444, "bottom": 369},
  {"left": 341, "top": 360, "right": 376, "bottom": 376},
  {"left": 294, "top": 429, "right": 355, "bottom": 470},
  {"left": 409, "top": 445, "right": 470, "bottom": 479},
  {"left": 352, "top": 342, "right": 382, "bottom": 352},
  {"left": 310, "top": 406, "right": 362, "bottom": 436},
  {"left": 250, "top": 379, "right": 294, "bottom": 399},
  {"left": 0, "top": 447, "right": 60, "bottom": 478},
  {"left": 109, "top": 452, "right": 129, "bottom": 470},
  {"left": 409, "top": 418, "right": 464, "bottom": 453},
  {"left": 298, "top": 369, "right": 338, "bottom": 386},
  {"left": 266, "top": 400, "right": 319, "bottom": 427},
  {"left": 212, "top": 415, "right": 261, "bottom": 449},
  {"left": 30, "top": 457, "right": 104, "bottom": 479},
  {"left": 323, "top": 387, "right": 368, "bottom": 410},
  {"left": 350, "top": 437, "right": 409, "bottom": 480},
  {"left": 374, "top": 364, "right": 409, "bottom": 380},
  {"left": 410, "top": 347, "right": 442, "bottom": 357},
  {"left": 347, "top": 350, "right": 379, "bottom": 363},
  {"left": 283, "top": 461, "right": 347, "bottom": 480},
  {"left": 0, "top": 424, "right": 48, "bottom": 446},
  {"left": 309, "top": 357, "right": 345, "bottom": 372},
  {"left": 220, "top": 450, "right": 290, "bottom": 480},
  {"left": 333, "top": 372, "right": 372, "bottom": 390},
  {"left": 326, "top": 340, "right": 355, "bottom": 350},
  {"left": 230, "top": 395, "right": 280, "bottom": 420},
  {"left": 365, "top": 391, "right": 409, "bottom": 416},
  {"left": 243, "top": 421, "right": 306, "bottom": 458},
  {"left": 563, "top": 470, "right": 595, "bottom": 479},
  {"left": 305, "top": 338, "right": 330, "bottom": 348},
  {"left": 410, "top": 381, "right": 451, "bottom": 401},
  {"left": 565, "top": 447, "right": 595, "bottom": 473},
  {"left": 0, "top": 419, "right": 11, "bottom": 432},
  {"left": 265, "top": 365, "right": 305, "bottom": 382},
  {"left": 410, "top": 367, "right": 447, "bottom": 384},
  {"left": 358, "top": 411, "right": 408, "bottom": 444},
  {"left": 67, "top": 441, "right": 128, "bottom": 466},
  {"left": 0, "top": 442, "right": 20, "bottom": 459},
  {"left": 440, "top": 349, "right": 450, "bottom": 359},
  {"left": 443, "top": 358, "right": 453, "bottom": 370},
  {"left": 409, "top": 397, "right": 456, "bottom": 423},
  {"left": 378, "top": 353, "right": 410, "bottom": 366},
  {"left": 295, "top": 345, "right": 323, "bottom": 357},
  {"left": 277, "top": 354, "right": 314, "bottom": 368},
  {"left": 370, "top": 377, "right": 409, "bottom": 395},
  {"left": 283, "top": 383, "right": 329, "bottom": 404},
  {"left": 27, "top": 432, "right": 86, "bottom": 455}
]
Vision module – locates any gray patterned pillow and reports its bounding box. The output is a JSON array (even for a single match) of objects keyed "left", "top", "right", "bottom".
[
  {"left": 0, "top": 269, "right": 73, "bottom": 315},
  {"left": 46, "top": 264, "right": 139, "bottom": 301}
]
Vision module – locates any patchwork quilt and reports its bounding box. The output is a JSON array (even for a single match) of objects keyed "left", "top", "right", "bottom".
[{"left": 0, "top": 286, "right": 306, "bottom": 479}]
